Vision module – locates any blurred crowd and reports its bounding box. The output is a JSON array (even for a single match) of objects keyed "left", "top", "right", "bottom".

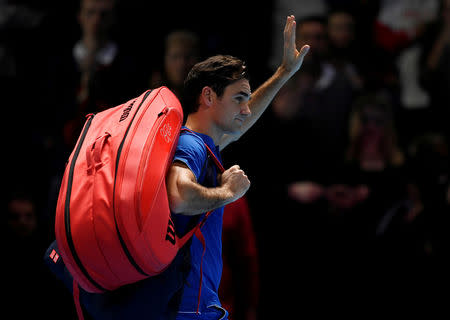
[{"left": 2, "top": 0, "right": 449, "bottom": 319}]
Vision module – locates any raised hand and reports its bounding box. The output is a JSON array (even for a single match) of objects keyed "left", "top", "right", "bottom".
[{"left": 281, "top": 15, "right": 310, "bottom": 76}]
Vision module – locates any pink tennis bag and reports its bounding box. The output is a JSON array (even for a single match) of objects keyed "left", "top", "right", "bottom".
[{"left": 55, "top": 87, "right": 202, "bottom": 293}]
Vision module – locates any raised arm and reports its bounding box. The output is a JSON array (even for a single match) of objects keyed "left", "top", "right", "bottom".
[{"left": 219, "top": 15, "right": 309, "bottom": 149}]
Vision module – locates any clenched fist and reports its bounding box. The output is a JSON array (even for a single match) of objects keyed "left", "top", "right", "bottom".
[{"left": 220, "top": 165, "right": 251, "bottom": 202}]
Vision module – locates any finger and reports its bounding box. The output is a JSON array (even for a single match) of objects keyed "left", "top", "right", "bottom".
[
  {"left": 283, "top": 15, "right": 291, "bottom": 38},
  {"left": 285, "top": 16, "right": 295, "bottom": 46},
  {"left": 229, "top": 165, "right": 240, "bottom": 172},
  {"left": 298, "top": 44, "right": 310, "bottom": 60},
  {"left": 290, "top": 17, "right": 296, "bottom": 47},
  {"left": 283, "top": 16, "right": 291, "bottom": 43}
]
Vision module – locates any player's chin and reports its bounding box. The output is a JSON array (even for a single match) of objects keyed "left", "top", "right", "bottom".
[
  {"left": 234, "top": 119, "right": 246, "bottom": 129},
  {"left": 223, "top": 123, "right": 242, "bottom": 135},
  {"left": 234, "top": 118, "right": 245, "bottom": 126}
]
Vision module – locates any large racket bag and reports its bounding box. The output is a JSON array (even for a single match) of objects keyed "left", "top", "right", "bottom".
[{"left": 55, "top": 87, "right": 200, "bottom": 293}]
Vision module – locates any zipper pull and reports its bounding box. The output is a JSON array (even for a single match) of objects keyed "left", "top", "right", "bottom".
[{"left": 157, "top": 107, "right": 169, "bottom": 117}]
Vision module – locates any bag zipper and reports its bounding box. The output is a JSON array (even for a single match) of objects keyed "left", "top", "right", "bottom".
[
  {"left": 112, "top": 90, "right": 153, "bottom": 277},
  {"left": 134, "top": 107, "right": 169, "bottom": 232},
  {"left": 64, "top": 114, "right": 106, "bottom": 292}
]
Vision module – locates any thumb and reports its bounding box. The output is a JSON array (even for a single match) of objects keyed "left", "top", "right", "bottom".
[{"left": 297, "top": 44, "right": 310, "bottom": 61}]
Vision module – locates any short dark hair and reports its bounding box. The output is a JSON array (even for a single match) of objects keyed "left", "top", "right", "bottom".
[{"left": 182, "top": 55, "right": 249, "bottom": 116}]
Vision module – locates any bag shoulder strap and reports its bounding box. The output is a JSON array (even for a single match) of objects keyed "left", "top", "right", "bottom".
[
  {"left": 179, "top": 128, "right": 225, "bottom": 173},
  {"left": 176, "top": 128, "right": 226, "bottom": 247}
]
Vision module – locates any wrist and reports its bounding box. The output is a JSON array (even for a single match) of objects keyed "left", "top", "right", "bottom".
[
  {"left": 218, "top": 184, "right": 237, "bottom": 205},
  {"left": 275, "top": 65, "right": 295, "bottom": 85}
]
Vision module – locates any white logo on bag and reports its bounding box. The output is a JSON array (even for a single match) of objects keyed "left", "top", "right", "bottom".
[{"left": 160, "top": 123, "right": 172, "bottom": 143}]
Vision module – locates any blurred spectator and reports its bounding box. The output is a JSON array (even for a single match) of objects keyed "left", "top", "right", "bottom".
[
  {"left": 280, "top": 94, "right": 426, "bottom": 316},
  {"left": 4, "top": 192, "right": 40, "bottom": 241},
  {"left": 374, "top": 132, "right": 450, "bottom": 309},
  {"left": 325, "top": 1, "right": 385, "bottom": 98},
  {"left": 2, "top": 191, "right": 75, "bottom": 319},
  {"left": 327, "top": 9, "right": 364, "bottom": 90},
  {"left": 73, "top": 0, "right": 142, "bottom": 112},
  {"left": 374, "top": 0, "right": 439, "bottom": 54},
  {"left": 339, "top": 93, "right": 406, "bottom": 240},
  {"left": 220, "top": 196, "right": 259, "bottom": 320},
  {"left": 373, "top": 0, "right": 441, "bottom": 147},
  {"left": 272, "top": 15, "right": 356, "bottom": 180},
  {"left": 288, "top": 93, "right": 408, "bottom": 285},
  {"left": 326, "top": 0, "right": 381, "bottom": 58},
  {"left": 59, "top": 0, "right": 145, "bottom": 151},
  {"left": 402, "top": 132, "right": 449, "bottom": 252},
  {"left": 345, "top": 93, "right": 405, "bottom": 170},
  {"left": 375, "top": 0, "right": 450, "bottom": 151},
  {"left": 338, "top": 94, "right": 408, "bottom": 263},
  {"left": 149, "top": 29, "right": 201, "bottom": 99}
]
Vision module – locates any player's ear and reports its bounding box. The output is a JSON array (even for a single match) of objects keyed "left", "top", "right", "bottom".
[{"left": 200, "top": 86, "right": 215, "bottom": 107}]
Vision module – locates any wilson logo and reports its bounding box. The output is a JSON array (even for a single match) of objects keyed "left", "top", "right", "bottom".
[
  {"left": 160, "top": 123, "right": 173, "bottom": 143},
  {"left": 119, "top": 100, "right": 135, "bottom": 122},
  {"left": 165, "top": 219, "right": 176, "bottom": 245}
]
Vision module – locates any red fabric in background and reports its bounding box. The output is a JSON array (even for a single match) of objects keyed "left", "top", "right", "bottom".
[{"left": 220, "top": 196, "right": 259, "bottom": 320}]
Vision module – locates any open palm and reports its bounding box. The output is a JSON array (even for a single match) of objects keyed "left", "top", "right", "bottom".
[{"left": 282, "top": 15, "right": 310, "bottom": 75}]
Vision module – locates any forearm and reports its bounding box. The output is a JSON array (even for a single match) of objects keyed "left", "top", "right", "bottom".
[
  {"left": 168, "top": 163, "right": 250, "bottom": 215},
  {"left": 242, "top": 66, "right": 294, "bottom": 133},
  {"left": 169, "top": 180, "right": 234, "bottom": 216}
]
